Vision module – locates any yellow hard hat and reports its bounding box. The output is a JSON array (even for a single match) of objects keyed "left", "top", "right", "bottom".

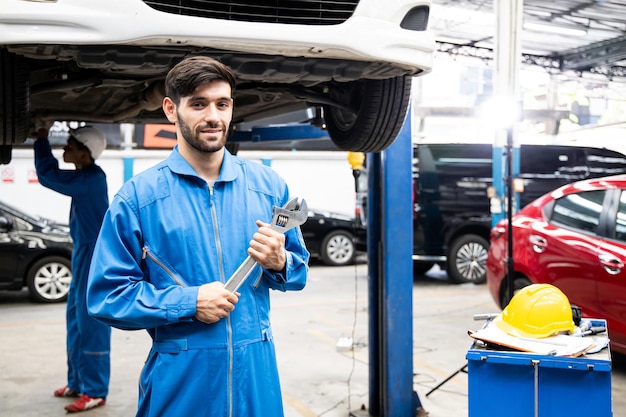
[{"left": 493, "top": 283, "right": 576, "bottom": 339}]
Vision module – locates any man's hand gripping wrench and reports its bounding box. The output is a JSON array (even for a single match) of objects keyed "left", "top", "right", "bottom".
[{"left": 224, "top": 197, "right": 308, "bottom": 292}]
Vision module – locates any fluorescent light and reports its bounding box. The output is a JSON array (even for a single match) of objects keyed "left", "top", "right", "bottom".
[
  {"left": 479, "top": 97, "right": 521, "bottom": 130},
  {"left": 432, "top": 5, "right": 495, "bottom": 25},
  {"left": 523, "top": 22, "right": 587, "bottom": 36}
]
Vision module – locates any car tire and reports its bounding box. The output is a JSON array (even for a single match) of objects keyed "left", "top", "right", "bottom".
[
  {"left": 0, "top": 145, "right": 11, "bottom": 165},
  {"left": 447, "top": 234, "right": 489, "bottom": 284},
  {"left": 0, "top": 49, "right": 30, "bottom": 164},
  {"left": 324, "top": 75, "right": 411, "bottom": 153},
  {"left": 320, "top": 229, "right": 355, "bottom": 266},
  {"left": 499, "top": 277, "right": 532, "bottom": 309},
  {"left": 26, "top": 256, "right": 72, "bottom": 303}
]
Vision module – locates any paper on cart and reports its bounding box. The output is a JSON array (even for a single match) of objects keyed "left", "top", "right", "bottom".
[{"left": 469, "top": 321, "right": 597, "bottom": 357}]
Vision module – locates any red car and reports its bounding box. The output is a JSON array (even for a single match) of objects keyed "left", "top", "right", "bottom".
[{"left": 486, "top": 174, "right": 626, "bottom": 355}]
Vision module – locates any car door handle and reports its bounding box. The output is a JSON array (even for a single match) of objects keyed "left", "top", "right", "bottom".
[
  {"left": 529, "top": 235, "right": 547, "bottom": 253},
  {"left": 598, "top": 253, "right": 624, "bottom": 275}
]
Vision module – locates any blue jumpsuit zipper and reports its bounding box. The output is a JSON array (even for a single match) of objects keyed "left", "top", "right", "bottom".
[{"left": 87, "top": 147, "right": 309, "bottom": 416}]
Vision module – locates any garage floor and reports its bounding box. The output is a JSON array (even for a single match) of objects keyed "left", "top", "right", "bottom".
[{"left": 1, "top": 261, "right": 624, "bottom": 416}]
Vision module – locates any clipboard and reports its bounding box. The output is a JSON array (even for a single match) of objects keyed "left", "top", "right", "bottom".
[{"left": 469, "top": 320, "right": 596, "bottom": 357}]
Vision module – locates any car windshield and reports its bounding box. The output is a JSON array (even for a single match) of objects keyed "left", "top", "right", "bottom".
[{"left": 0, "top": 200, "right": 45, "bottom": 224}]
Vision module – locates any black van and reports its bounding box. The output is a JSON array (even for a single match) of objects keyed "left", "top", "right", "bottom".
[{"left": 356, "top": 143, "right": 626, "bottom": 284}]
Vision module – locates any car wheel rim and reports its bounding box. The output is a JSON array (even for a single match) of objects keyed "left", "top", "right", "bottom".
[
  {"left": 327, "top": 235, "right": 354, "bottom": 264},
  {"left": 34, "top": 262, "right": 71, "bottom": 301},
  {"left": 455, "top": 242, "right": 487, "bottom": 282}
]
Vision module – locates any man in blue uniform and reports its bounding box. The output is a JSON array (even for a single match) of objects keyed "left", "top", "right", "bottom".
[
  {"left": 34, "top": 126, "right": 110, "bottom": 413},
  {"left": 87, "top": 56, "right": 309, "bottom": 417}
]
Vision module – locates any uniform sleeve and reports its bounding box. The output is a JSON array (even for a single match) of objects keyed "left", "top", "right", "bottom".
[
  {"left": 264, "top": 225, "right": 309, "bottom": 291},
  {"left": 87, "top": 192, "right": 199, "bottom": 330},
  {"left": 34, "top": 138, "right": 93, "bottom": 197}
]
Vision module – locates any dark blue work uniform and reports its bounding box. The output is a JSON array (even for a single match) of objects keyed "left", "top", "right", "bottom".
[{"left": 34, "top": 138, "right": 111, "bottom": 399}]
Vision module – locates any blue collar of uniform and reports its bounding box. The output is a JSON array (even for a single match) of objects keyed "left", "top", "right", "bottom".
[{"left": 166, "top": 145, "right": 239, "bottom": 183}]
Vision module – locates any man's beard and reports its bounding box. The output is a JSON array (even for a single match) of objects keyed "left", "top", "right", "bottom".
[{"left": 178, "top": 112, "right": 227, "bottom": 153}]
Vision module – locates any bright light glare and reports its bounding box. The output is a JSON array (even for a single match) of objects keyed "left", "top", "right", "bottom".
[
  {"left": 479, "top": 97, "right": 520, "bottom": 129},
  {"left": 431, "top": 5, "right": 494, "bottom": 25}
]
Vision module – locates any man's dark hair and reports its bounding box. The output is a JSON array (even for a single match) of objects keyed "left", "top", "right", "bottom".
[
  {"left": 165, "top": 56, "right": 237, "bottom": 105},
  {"left": 68, "top": 136, "right": 91, "bottom": 155}
]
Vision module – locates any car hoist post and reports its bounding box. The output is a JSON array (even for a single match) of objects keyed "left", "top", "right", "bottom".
[{"left": 358, "top": 114, "right": 415, "bottom": 416}]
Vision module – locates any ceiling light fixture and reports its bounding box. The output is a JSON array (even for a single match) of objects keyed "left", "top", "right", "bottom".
[
  {"left": 432, "top": 5, "right": 494, "bottom": 25},
  {"left": 523, "top": 22, "right": 587, "bottom": 36}
]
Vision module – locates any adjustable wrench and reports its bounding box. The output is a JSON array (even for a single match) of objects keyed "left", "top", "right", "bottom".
[{"left": 224, "top": 197, "right": 308, "bottom": 292}]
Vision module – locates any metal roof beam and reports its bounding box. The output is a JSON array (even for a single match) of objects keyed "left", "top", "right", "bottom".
[
  {"left": 436, "top": 41, "right": 626, "bottom": 80},
  {"left": 560, "top": 35, "right": 626, "bottom": 71}
]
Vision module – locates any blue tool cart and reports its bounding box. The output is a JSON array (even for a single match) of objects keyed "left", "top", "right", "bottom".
[{"left": 466, "top": 325, "right": 612, "bottom": 417}]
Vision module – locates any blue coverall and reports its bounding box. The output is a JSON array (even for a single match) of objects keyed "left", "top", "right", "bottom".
[
  {"left": 34, "top": 138, "right": 111, "bottom": 398},
  {"left": 87, "top": 148, "right": 309, "bottom": 417}
]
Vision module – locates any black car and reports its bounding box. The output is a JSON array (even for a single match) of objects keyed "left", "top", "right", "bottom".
[
  {"left": 0, "top": 201, "right": 73, "bottom": 303},
  {"left": 301, "top": 209, "right": 364, "bottom": 267},
  {"left": 355, "top": 143, "right": 626, "bottom": 283}
]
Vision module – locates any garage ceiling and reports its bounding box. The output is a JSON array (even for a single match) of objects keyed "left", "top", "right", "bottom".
[{"left": 430, "top": 0, "right": 626, "bottom": 79}]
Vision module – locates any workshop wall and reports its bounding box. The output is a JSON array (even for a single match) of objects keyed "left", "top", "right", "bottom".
[{"left": 0, "top": 149, "right": 356, "bottom": 223}]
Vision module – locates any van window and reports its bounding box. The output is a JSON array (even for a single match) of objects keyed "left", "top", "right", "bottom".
[
  {"left": 416, "top": 143, "right": 492, "bottom": 203},
  {"left": 586, "top": 148, "right": 626, "bottom": 176},
  {"left": 520, "top": 145, "right": 588, "bottom": 180}
]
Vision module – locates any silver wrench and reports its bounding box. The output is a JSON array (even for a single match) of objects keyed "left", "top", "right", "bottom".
[{"left": 224, "top": 197, "right": 308, "bottom": 292}]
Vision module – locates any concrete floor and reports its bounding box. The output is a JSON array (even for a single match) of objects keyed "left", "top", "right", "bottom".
[{"left": 1, "top": 261, "right": 624, "bottom": 416}]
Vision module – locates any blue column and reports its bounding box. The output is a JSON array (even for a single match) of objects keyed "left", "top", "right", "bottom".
[
  {"left": 492, "top": 145, "right": 505, "bottom": 226},
  {"left": 367, "top": 114, "right": 414, "bottom": 416},
  {"left": 367, "top": 151, "right": 382, "bottom": 416},
  {"left": 123, "top": 157, "right": 134, "bottom": 182},
  {"left": 492, "top": 131, "right": 521, "bottom": 227}
]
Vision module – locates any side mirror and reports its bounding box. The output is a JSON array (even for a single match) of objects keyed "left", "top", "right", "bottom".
[{"left": 0, "top": 216, "right": 13, "bottom": 232}]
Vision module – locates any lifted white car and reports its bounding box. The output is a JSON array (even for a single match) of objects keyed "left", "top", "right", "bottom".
[{"left": 0, "top": 0, "right": 434, "bottom": 163}]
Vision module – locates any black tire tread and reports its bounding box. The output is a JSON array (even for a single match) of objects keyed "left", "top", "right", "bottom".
[{"left": 325, "top": 75, "right": 411, "bottom": 153}]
